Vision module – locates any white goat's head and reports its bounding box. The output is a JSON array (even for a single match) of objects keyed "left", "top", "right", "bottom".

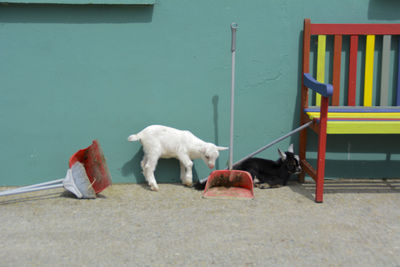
[{"left": 201, "top": 143, "right": 228, "bottom": 169}]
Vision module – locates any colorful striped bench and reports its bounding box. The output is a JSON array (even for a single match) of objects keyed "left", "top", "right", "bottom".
[{"left": 299, "top": 18, "right": 400, "bottom": 203}]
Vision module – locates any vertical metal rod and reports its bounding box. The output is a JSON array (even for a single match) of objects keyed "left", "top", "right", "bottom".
[{"left": 229, "top": 23, "right": 238, "bottom": 170}]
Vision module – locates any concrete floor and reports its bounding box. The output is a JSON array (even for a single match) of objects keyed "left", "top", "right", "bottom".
[{"left": 0, "top": 180, "right": 399, "bottom": 267}]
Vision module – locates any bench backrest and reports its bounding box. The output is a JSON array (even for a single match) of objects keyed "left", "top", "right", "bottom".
[{"left": 302, "top": 18, "right": 400, "bottom": 108}]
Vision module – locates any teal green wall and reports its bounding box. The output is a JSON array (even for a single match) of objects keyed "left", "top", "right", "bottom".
[{"left": 1, "top": 0, "right": 400, "bottom": 186}]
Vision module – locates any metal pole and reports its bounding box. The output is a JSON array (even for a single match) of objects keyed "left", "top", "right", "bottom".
[
  {"left": 233, "top": 121, "right": 312, "bottom": 166},
  {"left": 229, "top": 22, "right": 238, "bottom": 170}
]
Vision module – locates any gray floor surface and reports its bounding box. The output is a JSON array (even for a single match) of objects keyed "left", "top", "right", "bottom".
[{"left": 1, "top": 179, "right": 399, "bottom": 267}]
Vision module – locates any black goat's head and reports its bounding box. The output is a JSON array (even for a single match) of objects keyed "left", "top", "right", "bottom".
[{"left": 278, "top": 144, "right": 302, "bottom": 175}]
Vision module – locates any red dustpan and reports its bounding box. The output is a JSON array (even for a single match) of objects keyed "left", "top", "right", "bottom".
[
  {"left": 68, "top": 140, "right": 112, "bottom": 195},
  {"left": 203, "top": 23, "right": 254, "bottom": 199},
  {"left": 0, "top": 140, "right": 112, "bottom": 198},
  {"left": 203, "top": 170, "right": 254, "bottom": 199}
]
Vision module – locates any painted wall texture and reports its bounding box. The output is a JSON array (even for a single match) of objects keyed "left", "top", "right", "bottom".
[{"left": 1, "top": 0, "right": 400, "bottom": 186}]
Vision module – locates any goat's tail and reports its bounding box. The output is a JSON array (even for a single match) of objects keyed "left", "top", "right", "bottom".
[{"left": 127, "top": 134, "right": 140, "bottom": 142}]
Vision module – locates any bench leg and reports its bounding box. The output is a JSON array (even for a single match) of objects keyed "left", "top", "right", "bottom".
[
  {"left": 315, "top": 97, "right": 329, "bottom": 203},
  {"left": 315, "top": 130, "right": 327, "bottom": 203}
]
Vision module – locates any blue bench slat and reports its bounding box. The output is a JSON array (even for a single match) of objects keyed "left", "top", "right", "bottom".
[{"left": 305, "top": 106, "right": 400, "bottom": 113}]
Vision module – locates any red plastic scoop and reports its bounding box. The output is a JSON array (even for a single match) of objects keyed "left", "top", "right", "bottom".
[
  {"left": 69, "top": 140, "right": 112, "bottom": 194},
  {"left": 203, "top": 170, "right": 254, "bottom": 199}
]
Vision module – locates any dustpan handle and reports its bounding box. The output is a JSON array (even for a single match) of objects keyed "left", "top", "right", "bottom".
[
  {"left": 0, "top": 182, "right": 64, "bottom": 197},
  {"left": 233, "top": 121, "right": 313, "bottom": 167},
  {"left": 229, "top": 23, "right": 238, "bottom": 170},
  {"left": 3, "top": 179, "right": 64, "bottom": 194}
]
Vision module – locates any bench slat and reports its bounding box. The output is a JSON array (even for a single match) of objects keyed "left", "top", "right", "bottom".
[
  {"left": 310, "top": 23, "right": 400, "bottom": 35},
  {"left": 348, "top": 35, "right": 358, "bottom": 106},
  {"left": 316, "top": 35, "right": 326, "bottom": 106},
  {"left": 305, "top": 106, "right": 400, "bottom": 112},
  {"left": 397, "top": 40, "right": 400, "bottom": 106},
  {"left": 364, "top": 35, "right": 375, "bottom": 107},
  {"left": 306, "top": 112, "right": 400, "bottom": 119},
  {"left": 332, "top": 35, "right": 342, "bottom": 106},
  {"left": 380, "top": 35, "right": 391, "bottom": 106},
  {"left": 326, "top": 118, "right": 400, "bottom": 121},
  {"left": 326, "top": 121, "right": 400, "bottom": 134}
]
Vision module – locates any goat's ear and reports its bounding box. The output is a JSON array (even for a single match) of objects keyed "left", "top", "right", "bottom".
[
  {"left": 278, "top": 148, "right": 287, "bottom": 160},
  {"left": 288, "top": 143, "right": 294, "bottom": 153},
  {"left": 217, "top": 146, "right": 229, "bottom": 151}
]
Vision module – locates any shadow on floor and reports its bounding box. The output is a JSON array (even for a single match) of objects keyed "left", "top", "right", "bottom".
[{"left": 289, "top": 179, "right": 400, "bottom": 201}]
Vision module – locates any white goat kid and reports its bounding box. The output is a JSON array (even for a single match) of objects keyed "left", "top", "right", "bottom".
[{"left": 127, "top": 125, "right": 228, "bottom": 191}]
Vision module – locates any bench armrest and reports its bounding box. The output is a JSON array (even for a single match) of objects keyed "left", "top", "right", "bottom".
[{"left": 303, "top": 73, "right": 333, "bottom": 97}]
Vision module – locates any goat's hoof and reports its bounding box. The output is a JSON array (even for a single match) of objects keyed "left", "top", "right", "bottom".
[
  {"left": 257, "top": 184, "right": 270, "bottom": 189},
  {"left": 150, "top": 184, "right": 159, "bottom": 191},
  {"left": 183, "top": 181, "right": 193, "bottom": 187}
]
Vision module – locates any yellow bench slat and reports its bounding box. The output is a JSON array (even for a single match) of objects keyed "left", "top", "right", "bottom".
[
  {"left": 306, "top": 112, "right": 400, "bottom": 120},
  {"left": 316, "top": 35, "right": 326, "bottom": 106},
  {"left": 364, "top": 35, "right": 375, "bottom": 107},
  {"left": 327, "top": 121, "right": 400, "bottom": 134}
]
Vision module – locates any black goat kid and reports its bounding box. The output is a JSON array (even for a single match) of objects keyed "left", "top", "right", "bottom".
[
  {"left": 234, "top": 144, "right": 301, "bottom": 189},
  {"left": 194, "top": 144, "right": 301, "bottom": 190}
]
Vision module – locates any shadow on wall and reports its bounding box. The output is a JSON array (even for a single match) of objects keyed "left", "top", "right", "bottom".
[
  {"left": 121, "top": 147, "right": 146, "bottom": 183},
  {"left": 0, "top": 3, "right": 153, "bottom": 23},
  {"left": 305, "top": 133, "right": 400, "bottom": 178},
  {"left": 307, "top": 159, "right": 400, "bottom": 179},
  {"left": 368, "top": 0, "right": 400, "bottom": 20},
  {"left": 289, "top": 31, "right": 306, "bottom": 152}
]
